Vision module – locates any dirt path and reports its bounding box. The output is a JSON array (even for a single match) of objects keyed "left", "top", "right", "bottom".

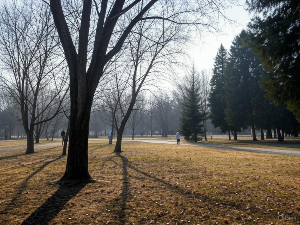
[{"left": 136, "top": 139, "right": 300, "bottom": 156}]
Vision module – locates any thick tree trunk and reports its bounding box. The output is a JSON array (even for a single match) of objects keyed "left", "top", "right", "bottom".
[
  {"left": 60, "top": 102, "right": 92, "bottom": 181},
  {"left": 228, "top": 130, "right": 231, "bottom": 140},
  {"left": 26, "top": 129, "right": 35, "bottom": 154}
]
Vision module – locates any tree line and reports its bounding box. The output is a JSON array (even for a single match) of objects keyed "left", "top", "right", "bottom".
[{"left": 209, "top": 31, "right": 300, "bottom": 142}]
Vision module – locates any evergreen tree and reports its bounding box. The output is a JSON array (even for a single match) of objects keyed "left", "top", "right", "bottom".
[
  {"left": 246, "top": 0, "right": 300, "bottom": 121},
  {"left": 224, "top": 31, "right": 265, "bottom": 140},
  {"left": 179, "top": 67, "right": 205, "bottom": 142},
  {"left": 209, "top": 44, "right": 230, "bottom": 137}
]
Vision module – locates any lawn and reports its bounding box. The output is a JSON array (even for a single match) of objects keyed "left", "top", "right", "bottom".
[{"left": 1, "top": 137, "right": 300, "bottom": 224}]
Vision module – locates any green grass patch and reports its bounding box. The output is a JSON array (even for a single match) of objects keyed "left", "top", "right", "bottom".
[{"left": 0, "top": 138, "right": 300, "bottom": 224}]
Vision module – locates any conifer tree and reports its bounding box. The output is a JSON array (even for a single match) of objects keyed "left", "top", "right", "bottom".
[
  {"left": 224, "top": 31, "right": 265, "bottom": 141},
  {"left": 179, "top": 67, "right": 205, "bottom": 142},
  {"left": 246, "top": 0, "right": 300, "bottom": 121},
  {"left": 209, "top": 44, "right": 230, "bottom": 137}
]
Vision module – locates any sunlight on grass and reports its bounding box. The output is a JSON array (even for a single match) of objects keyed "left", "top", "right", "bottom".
[{"left": 0, "top": 138, "right": 300, "bottom": 224}]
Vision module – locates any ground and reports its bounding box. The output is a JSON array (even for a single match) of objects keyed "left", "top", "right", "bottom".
[{"left": 0, "top": 136, "right": 300, "bottom": 224}]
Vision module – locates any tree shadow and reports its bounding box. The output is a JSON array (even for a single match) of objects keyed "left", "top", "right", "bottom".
[
  {"left": 21, "top": 181, "right": 87, "bottom": 225},
  {"left": 110, "top": 152, "right": 197, "bottom": 224},
  {"left": 2, "top": 155, "right": 66, "bottom": 215},
  {"left": 0, "top": 154, "right": 87, "bottom": 225},
  {"left": 115, "top": 152, "right": 129, "bottom": 224}
]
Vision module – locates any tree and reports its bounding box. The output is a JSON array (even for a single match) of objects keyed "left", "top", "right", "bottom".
[
  {"left": 224, "top": 33, "right": 250, "bottom": 140},
  {"left": 209, "top": 44, "right": 230, "bottom": 137},
  {"left": 49, "top": 0, "right": 232, "bottom": 181},
  {"left": 246, "top": 0, "right": 300, "bottom": 121},
  {"left": 179, "top": 66, "right": 205, "bottom": 142},
  {"left": 0, "top": 0, "right": 67, "bottom": 153},
  {"left": 113, "top": 14, "right": 177, "bottom": 152}
]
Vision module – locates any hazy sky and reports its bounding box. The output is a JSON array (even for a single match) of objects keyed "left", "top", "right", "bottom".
[{"left": 190, "top": 1, "right": 252, "bottom": 73}]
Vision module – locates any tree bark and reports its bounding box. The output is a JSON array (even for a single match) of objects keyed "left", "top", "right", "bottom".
[
  {"left": 115, "top": 100, "right": 136, "bottom": 152},
  {"left": 233, "top": 129, "right": 237, "bottom": 140},
  {"left": 266, "top": 128, "right": 272, "bottom": 139},
  {"left": 26, "top": 129, "right": 35, "bottom": 154},
  {"left": 60, "top": 101, "right": 92, "bottom": 180},
  {"left": 277, "top": 128, "right": 284, "bottom": 142},
  {"left": 260, "top": 129, "right": 264, "bottom": 140}
]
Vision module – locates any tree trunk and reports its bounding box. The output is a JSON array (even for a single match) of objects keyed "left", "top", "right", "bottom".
[
  {"left": 228, "top": 130, "right": 231, "bottom": 140},
  {"left": 260, "top": 129, "right": 264, "bottom": 140},
  {"left": 251, "top": 124, "right": 257, "bottom": 141},
  {"left": 26, "top": 129, "right": 35, "bottom": 154},
  {"left": 233, "top": 129, "right": 237, "bottom": 140},
  {"left": 60, "top": 102, "right": 92, "bottom": 181},
  {"left": 277, "top": 128, "right": 283, "bottom": 142},
  {"left": 35, "top": 132, "right": 40, "bottom": 144},
  {"left": 115, "top": 124, "right": 125, "bottom": 153},
  {"left": 115, "top": 99, "right": 136, "bottom": 152},
  {"left": 266, "top": 128, "right": 272, "bottom": 139}
]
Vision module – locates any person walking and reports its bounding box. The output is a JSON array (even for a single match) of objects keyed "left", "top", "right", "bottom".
[{"left": 176, "top": 131, "right": 180, "bottom": 144}]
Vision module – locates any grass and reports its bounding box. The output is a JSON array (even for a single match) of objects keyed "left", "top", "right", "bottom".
[{"left": 1, "top": 137, "right": 300, "bottom": 224}]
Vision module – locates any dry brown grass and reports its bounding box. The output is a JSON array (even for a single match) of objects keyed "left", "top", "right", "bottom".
[{"left": 1, "top": 138, "right": 300, "bottom": 224}]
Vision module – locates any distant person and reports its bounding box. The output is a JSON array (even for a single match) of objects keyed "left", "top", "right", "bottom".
[
  {"left": 176, "top": 131, "right": 180, "bottom": 144},
  {"left": 61, "top": 130, "right": 65, "bottom": 145},
  {"left": 210, "top": 132, "right": 213, "bottom": 140},
  {"left": 108, "top": 130, "right": 112, "bottom": 144}
]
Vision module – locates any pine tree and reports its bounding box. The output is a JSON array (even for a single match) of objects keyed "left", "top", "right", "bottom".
[
  {"left": 246, "top": 0, "right": 300, "bottom": 121},
  {"left": 224, "top": 31, "right": 264, "bottom": 140},
  {"left": 225, "top": 31, "right": 253, "bottom": 140},
  {"left": 179, "top": 67, "right": 205, "bottom": 142},
  {"left": 209, "top": 44, "right": 229, "bottom": 136}
]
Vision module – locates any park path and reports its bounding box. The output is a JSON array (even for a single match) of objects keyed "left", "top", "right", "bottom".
[
  {"left": 135, "top": 139, "right": 300, "bottom": 156},
  {"left": 1, "top": 139, "right": 299, "bottom": 156}
]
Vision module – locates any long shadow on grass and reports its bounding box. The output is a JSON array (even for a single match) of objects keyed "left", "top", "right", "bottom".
[
  {"left": 21, "top": 181, "right": 87, "bottom": 225},
  {"left": 109, "top": 152, "right": 248, "bottom": 223},
  {"left": 1, "top": 155, "right": 65, "bottom": 217},
  {"left": 115, "top": 152, "right": 129, "bottom": 224},
  {"left": 110, "top": 152, "right": 199, "bottom": 224}
]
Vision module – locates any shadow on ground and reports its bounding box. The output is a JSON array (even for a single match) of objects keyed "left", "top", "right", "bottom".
[{"left": 21, "top": 181, "right": 87, "bottom": 225}]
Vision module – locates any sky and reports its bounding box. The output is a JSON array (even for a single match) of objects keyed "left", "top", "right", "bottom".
[{"left": 190, "top": 1, "right": 252, "bottom": 73}]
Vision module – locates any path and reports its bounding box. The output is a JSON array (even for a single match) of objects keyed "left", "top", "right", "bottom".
[{"left": 136, "top": 139, "right": 300, "bottom": 156}]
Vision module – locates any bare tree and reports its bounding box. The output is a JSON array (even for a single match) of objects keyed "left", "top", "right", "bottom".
[
  {"left": 0, "top": 0, "right": 68, "bottom": 153},
  {"left": 49, "top": 0, "right": 235, "bottom": 181}
]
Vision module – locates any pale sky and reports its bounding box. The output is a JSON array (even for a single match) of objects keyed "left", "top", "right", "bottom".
[{"left": 190, "top": 1, "right": 252, "bottom": 73}]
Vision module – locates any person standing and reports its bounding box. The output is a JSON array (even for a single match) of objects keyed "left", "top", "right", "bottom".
[
  {"left": 176, "top": 131, "right": 180, "bottom": 144},
  {"left": 61, "top": 130, "right": 65, "bottom": 145},
  {"left": 108, "top": 130, "right": 112, "bottom": 144}
]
